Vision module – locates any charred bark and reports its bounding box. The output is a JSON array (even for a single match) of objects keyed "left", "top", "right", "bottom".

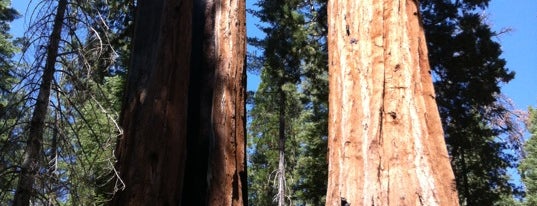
[
  {"left": 111, "top": 0, "right": 246, "bottom": 205},
  {"left": 13, "top": 0, "right": 67, "bottom": 205},
  {"left": 111, "top": 0, "right": 193, "bottom": 204}
]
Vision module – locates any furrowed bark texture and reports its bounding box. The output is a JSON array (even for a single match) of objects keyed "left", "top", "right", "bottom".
[
  {"left": 208, "top": 0, "right": 247, "bottom": 204},
  {"left": 13, "top": 0, "right": 67, "bottom": 205},
  {"left": 112, "top": 0, "right": 246, "bottom": 205},
  {"left": 111, "top": 0, "right": 192, "bottom": 204},
  {"left": 326, "top": 0, "right": 459, "bottom": 205}
]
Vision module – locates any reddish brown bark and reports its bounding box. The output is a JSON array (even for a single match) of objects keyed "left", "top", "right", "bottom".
[
  {"left": 208, "top": 0, "right": 247, "bottom": 204},
  {"left": 326, "top": 0, "right": 459, "bottom": 205},
  {"left": 111, "top": 0, "right": 192, "bottom": 204},
  {"left": 111, "top": 0, "right": 246, "bottom": 205}
]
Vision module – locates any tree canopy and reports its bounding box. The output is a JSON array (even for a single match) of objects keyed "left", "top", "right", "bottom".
[{"left": 421, "top": 0, "right": 524, "bottom": 204}]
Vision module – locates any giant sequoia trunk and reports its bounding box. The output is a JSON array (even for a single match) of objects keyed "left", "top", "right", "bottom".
[
  {"left": 111, "top": 0, "right": 246, "bottom": 205},
  {"left": 325, "top": 0, "right": 459, "bottom": 205},
  {"left": 13, "top": 0, "right": 67, "bottom": 205}
]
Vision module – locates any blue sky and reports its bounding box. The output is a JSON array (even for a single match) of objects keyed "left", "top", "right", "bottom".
[
  {"left": 489, "top": 0, "right": 537, "bottom": 110},
  {"left": 10, "top": 1, "right": 27, "bottom": 36}
]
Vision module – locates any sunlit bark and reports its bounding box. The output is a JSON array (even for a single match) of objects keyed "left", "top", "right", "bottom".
[{"left": 325, "top": 0, "right": 459, "bottom": 205}]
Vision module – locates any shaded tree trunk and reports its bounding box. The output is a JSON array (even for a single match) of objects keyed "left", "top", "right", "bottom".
[
  {"left": 13, "top": 0, "right": 67, "bottom": 205},
  {"left": 278, "top": 89, "right": 286, "bottom": 206},
  {"left": 325, "top": 0, "right": 459, "bottom": 205},
  {"left": 111, "top": 0, "right": 246, "bottom": 205}
]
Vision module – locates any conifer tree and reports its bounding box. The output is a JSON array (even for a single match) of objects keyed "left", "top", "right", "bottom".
[
  {"left": 290, "top": 1, "right": 329, "bottom": 204},
  {"left": 519, "top": 107, "right": 537, "bottom": 205},
  {"left": 421, "top": 1, "right": 523, "bottom": 204},
  {"left": 0, "top": 0, "right": 17, "bottom": 98},
  {"left": 248, "top": 1, "right": 305, "bottom": 204},
  {"left": 248, "top": 0, "right": 328, "bottom": 204},
  {"left": 2, "top": 0, "right": 130, "bottom": 204},
  {"left": 14, "top": 1, "right": 68, "bottom": 204},
  {"left": 0, "top": 0, "right": 20, "bottom": 202}
]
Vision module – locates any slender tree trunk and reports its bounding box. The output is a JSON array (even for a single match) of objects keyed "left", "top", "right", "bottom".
[
  {"left": 325, "top": 0, "right": 459, "bottom": 205},
  {"left": 278, "top": 89, "right": 286, "bottom": 206},
  {"left": 459, "top": 149, "right": 470, "bottom": 205},
  {"left": 111, "top": 0, "right": 246, "bottom": 205},
  {"left": 13, "top": 0, "right": 67, "bottom": 205}
]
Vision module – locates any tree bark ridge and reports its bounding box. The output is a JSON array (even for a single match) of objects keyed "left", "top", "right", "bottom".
[
  {"left": 111, "top": 0, "right": 246, "bottom": 205},
  {"left": 326, "top": 0, "right": 459, "bottom": 205}
]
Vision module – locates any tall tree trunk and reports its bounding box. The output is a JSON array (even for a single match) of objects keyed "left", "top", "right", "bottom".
[
  {"left": 325, "top": 0, "right": 459, "bottom": 205},
  {"left": 208, "top": 0, "right": 247, "bottom": 204},
  {"left": 111, "top": 0, "right": 246, "bottom": 205},
  {"left": 13, "top": 0, "right": 67, "bottom": 205},
  {"left": 111, "top": 0, "right": 193, "bottom": 204},
  {"left": 459, "top": 149, "right": 471, "bottom": 205},
  {"left": 278, "top": 89, "right": 286, "bottom": 206}
]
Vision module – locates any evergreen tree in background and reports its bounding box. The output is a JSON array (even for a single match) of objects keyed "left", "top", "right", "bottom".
[
  {"left": 248, "top": 0, "right": 328, "bottom": 204},
  {"left": 421, "top": 0, "right": 524, "bottom": 204},
  {"left": 289, "top": 1, "right": 328, "bottom": 204},
  {"left": 248, "top": 78, "right": 303, "bottom": 205},
  {"left": 0, "top": 0, "right": 17, "bottom": 97},
  {"left": 248, "top": 0, "right": 307, "bottom": 204},
  {"left": 0, "top": 0, "right": 20, "bottom": 202},
  {"left": 14, "top": 1, "right": 69, "bottom": 203},
  {"left": 0, "top": 0, "right": 131, "bottom": 204},
  {"left": 519, "top": 107, "right": 537, "bottom": 205}
]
